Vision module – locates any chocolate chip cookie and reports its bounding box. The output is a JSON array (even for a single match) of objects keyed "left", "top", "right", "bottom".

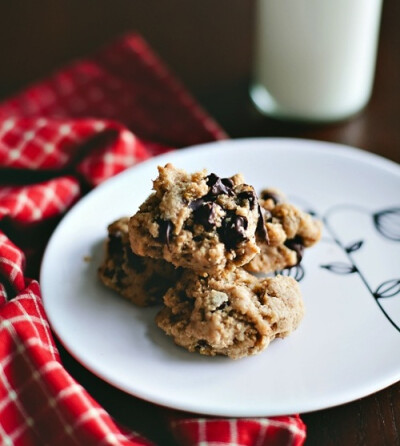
[
  {"left": 129, "top": 164, "right": 266, "bottom": 274},
  {"left": 246, "top": 189, "right": 322, "bottom": 273},
  {"left": 98, "top": 217, "right": 181, "bottom": 306},
  {"left": 156, "top": 268, "right": 304, "bottom": 359}
]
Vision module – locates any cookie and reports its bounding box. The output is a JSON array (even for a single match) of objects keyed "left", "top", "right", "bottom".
[
  {"left": 246, "top": 189, "right": 322, "bottom": 273},
  {"left": 98, "top": 217, "right": 181, "bottom": 306},
  {"left": 129, "top": 164, "right": 266, "bottom": 274},
  {"left": 156, "top": 268, "right": 304, "bottom": 359}
]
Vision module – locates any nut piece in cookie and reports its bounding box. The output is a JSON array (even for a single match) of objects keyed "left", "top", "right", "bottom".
[
  {"left": 129, "top": 164, "right": 264, "bottom": 274},
  {"left": 156, "top": 268, "right": 304, "bottom": 359},
  {"left": 98, "top": 217, "right": 181, "bottom": 306},
  {"left": 246, "top": 189, "right": 322, "bottom": 273}
]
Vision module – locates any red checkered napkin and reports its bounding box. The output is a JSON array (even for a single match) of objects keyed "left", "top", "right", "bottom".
[{"left": 0, "top": 34, "right": 306, "bottom": 445}]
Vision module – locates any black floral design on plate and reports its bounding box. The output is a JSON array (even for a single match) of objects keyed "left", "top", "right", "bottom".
[
  {"left": 320, "top": 262, "right": 357, "bottom": 275},
  {"left": 374, "top": 279, "right": 400, "bottom": 299},
  {"left": 373, "top": 208, "right": 400, "bottom": 241},
  {"left": 275, "top": 264, "right": 305, "bottom": 282},
  {"left": 320, "top": 203, "right": 400, "bottom": 333},
  {"left": 345, "top": 240, "right": 364, "bottom": 253}
]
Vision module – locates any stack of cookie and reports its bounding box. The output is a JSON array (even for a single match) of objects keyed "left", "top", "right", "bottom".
[{"left": 99, "top": 164, "right": 321, "bottom": 359}]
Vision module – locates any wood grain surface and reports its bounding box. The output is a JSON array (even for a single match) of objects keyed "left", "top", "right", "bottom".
[{"left": 0, "top": 1, "right": 399, "bottom": 444}]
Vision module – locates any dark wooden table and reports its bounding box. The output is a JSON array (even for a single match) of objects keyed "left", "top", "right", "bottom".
[{"left": 1, "top": 0, "right": 399, "bottom": 444}]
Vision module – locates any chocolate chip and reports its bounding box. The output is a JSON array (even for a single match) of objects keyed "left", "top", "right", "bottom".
[
  {"left": 222, "top": 178, "right": 234, "bottom": 188},
  {"left": 261, "top": 190, "right": 282, "bottom": 204},
  {"left": 108, "top": 232, "right": 123, "bottom": 256},
  {"left": 237, "top": 190, "right": 257, "bottom": 209},
  {"left": 178, "top": 290, "right": 192, "bottom": 304},
  {"left": 157, "top": 219, "right": 174, "bottom": 246},
  {"left": 189, "top": 175, "right": 234, "bottom": 212},
  {"left": 256, "top": 204, "right": 269, "bottom": 244},
  {"left": 207, "top": 173, "right": 218, "bottom": 184},
  {"left": 219, "top": 212, "right": 248, "bottom": 248},
  {"left": 195, "top": 340, "right": 210, "bottom": 350},
  {"left": 193, "top": 202, "right": 216, "bottom": 230},
  {"left": 115, "top": 268, "right": 127, "bottom": 287},
  {"left": 102, "top": 267, "right": 115, "bottom": 279},
  {"left": 284, "top": 236, "right": 305, "bottom": 265},
  {"left": 206, "top": 173, "right": 234, "bottom": 196},
  {"left": 189, "top": 197, "right": 205, "bottom": 211},
  {"left": 125, "top": 248, "right": 146, "bottom": 273}
]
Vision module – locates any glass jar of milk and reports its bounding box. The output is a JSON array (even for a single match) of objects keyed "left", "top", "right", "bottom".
[{"left": 250, "top": 0, "right": 383, "bottom": 122}]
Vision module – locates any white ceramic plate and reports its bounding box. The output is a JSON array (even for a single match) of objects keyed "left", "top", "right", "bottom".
[{"left": 41, "top": 138, "right": 400, "bottom": 417}]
